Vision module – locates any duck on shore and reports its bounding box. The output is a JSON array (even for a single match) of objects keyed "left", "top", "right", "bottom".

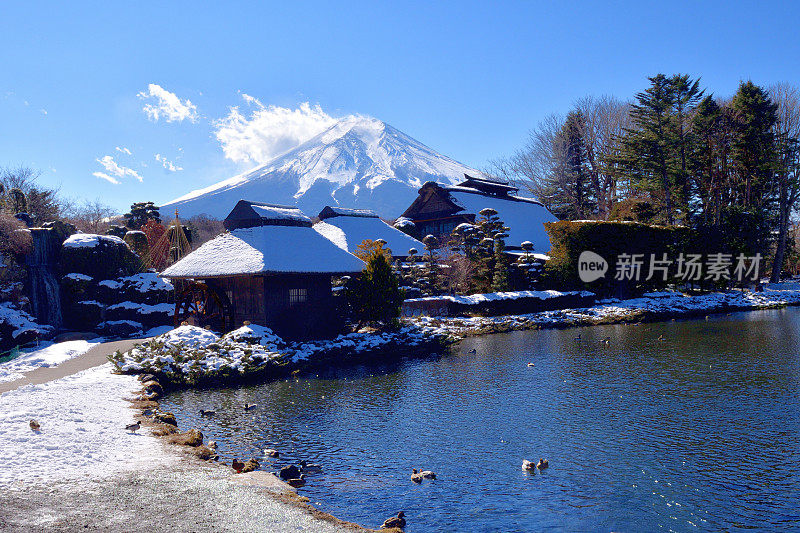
[
  {"left": 231, "top": 458, "right": 245, "bottom": 473},
  {"left": 381, "top": 511, "right": 406, "bottom": 530},
  {"left": 125, "top": 421, "right": 141, "bottom": 433},
  {"left": 29, "top": 420, "right": 41, "bottom": 432},
  {"left": 280, "top": 464, "right": 301, "bottom": 480}
]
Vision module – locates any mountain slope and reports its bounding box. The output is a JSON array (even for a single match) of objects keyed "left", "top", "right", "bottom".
[{"left": 162, "top": 116, "right": 483, "bottom": 219}]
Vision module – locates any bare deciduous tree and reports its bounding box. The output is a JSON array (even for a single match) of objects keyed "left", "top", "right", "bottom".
[{"left": 769, "top": 82, "right": 800, "bottom": 281}]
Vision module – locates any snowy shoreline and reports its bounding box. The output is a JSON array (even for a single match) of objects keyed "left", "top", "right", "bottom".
[
  {"left": 110, "top": 323, "right": 449, "bottom": 389},
  {"left": 0, "top": 363, "right": 176, "bottom": 487},
  {"left": 408, "top": 286, "right": 800, "bottom": 337}
]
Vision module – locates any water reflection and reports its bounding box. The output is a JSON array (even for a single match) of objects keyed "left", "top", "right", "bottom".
[{"left": 160, "top": 309, "right": 800, "bottom": 532}]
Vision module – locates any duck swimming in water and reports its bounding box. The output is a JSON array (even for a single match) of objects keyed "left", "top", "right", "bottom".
[{"left": 299, "top": 460, "right": 322, "bottom": 474}]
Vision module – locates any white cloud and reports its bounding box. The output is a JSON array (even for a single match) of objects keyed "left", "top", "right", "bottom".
[
  {"left": 93, "top": 171, "right": 120, "bottom": 185},
  {"left": 137, "top": 84, "right": 198, "bottom": 123},
  {"left": 40, "top": 109, "right": 47, "bottom": 115},
  {"left": 213, "top": 99, "right": 337, "bottom": 165},
  {"left": 115, "top": 146, "right": 132, "bottom": 155},
  {"left": 94, "top": 155, "right": 142, "bottom": 184},
  {"left": 155, "top": 153, "right": 183, "bottom": 172}
]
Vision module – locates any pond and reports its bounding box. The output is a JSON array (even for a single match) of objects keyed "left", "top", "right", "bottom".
[{"left": 159, "top": 309, "right": 800, "bottom": 532}]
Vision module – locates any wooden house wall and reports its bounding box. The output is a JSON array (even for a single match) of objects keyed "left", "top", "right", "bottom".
[
  {"left": 212, "top": 276, "right": 267, "bottom": 326},
  {"left": 209, "top": 273, "right": 338, "bottom": 339}
]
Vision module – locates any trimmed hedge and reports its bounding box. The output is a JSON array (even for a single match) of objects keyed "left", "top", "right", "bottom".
[{"left": 542, "top": 220, "right": 729, "bottom": 296}]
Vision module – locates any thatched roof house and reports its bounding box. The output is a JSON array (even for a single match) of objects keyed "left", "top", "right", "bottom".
[
  {"left": 313, "top": 206, "right": 423, "bottom": 259},
  {"left": 161, "top": 201, "right": 363, "bottom": 338},
  {"left": 400, "top": 175, "right": 558, "bottom": 253}
]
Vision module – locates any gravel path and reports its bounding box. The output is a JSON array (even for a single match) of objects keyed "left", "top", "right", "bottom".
[
  {"left": 0, "top": 338, "right": 367, "bottom": 532},
  {"left": 0, "top": 339, "right": 142, "bottom": 394},
  {"left": 0, "top": 459, "right": 359, "bottom": 532}
]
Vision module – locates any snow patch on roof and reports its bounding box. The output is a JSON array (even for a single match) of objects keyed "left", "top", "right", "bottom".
[
  {"left": 161, "top": 225, "right": 364, "bottom": 278},
  {"left": 313, "top": 217, "right": 422, "bottom": 257},
  {"left": 249, "top": 204, "right": 311, "bottom": 223},
  {"left": 448, "top": 191, "right": 557, "bottom": 252}
]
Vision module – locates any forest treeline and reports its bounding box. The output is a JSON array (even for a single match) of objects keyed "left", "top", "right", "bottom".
[{"left": 490, "top": 75, "right": 800, "bottom": 282}]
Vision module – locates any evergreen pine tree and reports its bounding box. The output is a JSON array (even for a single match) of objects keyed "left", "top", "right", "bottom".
[{"left": 124, "top": 201, "right": 161, "bottom": 230}]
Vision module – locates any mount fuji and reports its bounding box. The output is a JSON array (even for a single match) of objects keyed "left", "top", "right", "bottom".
[{"left": 161, "top": 116, "right": 484, "bottom": 220}]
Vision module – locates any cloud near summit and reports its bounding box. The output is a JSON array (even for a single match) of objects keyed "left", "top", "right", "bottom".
[{"left": 213, "top": 98, "right": 338, "bottom": 165}]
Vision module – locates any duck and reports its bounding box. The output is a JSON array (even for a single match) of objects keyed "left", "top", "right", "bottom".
[
  {"left": 468, "top": 348, "right": 477, "bottom": 354},
  {"left": 231, "top": 458, "right": 245, "bottom": 473},
  {"left": 410, "top": 468, "right": 424, "bottom": 483},
  {"left": 658, "top": 334, "right": 665, "bottom": 341},
  {"left": 243, "top": 403, "right": 257, "bottom": 411},
  {"left": 125, "top": 421, "right": 141, "bottom": 433},
  {"left": 199, "top": 409, "right": 216, "bottom": 417},
  {"left": 279, "top": 464, "right": 301, "bottom": 480},
  {"left": 601, "top": 336, "right": 611, "bottom": 344},
  {"left": 381, "top": 511, "right": 406, "bottom": 530},
  {"left": 264, "top": 448, "right": 280, "bottom": 458},
  {"left": 536, "top": 458, "right": 549, "bottom": 470},
  {"left": 286, "top": 474, "right": 306, "bottom": 488},
  {"left": 527, "top": 362, "right": 535, "bottom": 367},
  {"left": 574, "top": 334, "right": 582, "bottom": 341},
  {"left": 522, "top": 459, "right": 536, "bottom": 471},
  {"left": 29, "top": 420, "right": 41, "bottom": 432},
  {"left": 207, "top": 440, "right": 217, "bottom": 450},
  {"left": 419, "top": 469, "right": 436, "bottom": 480},
  {"left": 299, "top": 459, "right": 322, "bottom": 474}
]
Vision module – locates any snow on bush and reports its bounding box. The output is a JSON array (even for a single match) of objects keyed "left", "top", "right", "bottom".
[
  {"left": 222, "top": 324, "right": 283, "bottom": 350},
  {"left": 160, "top": 325, "right": 220, "bottom": 348},
  {"left": 110, "top": 324, "right": 448, "bottom": 386},
  {"left": 0, "top": 301, "right": 54, "bottom": 341},
  {"left": 98, "top": 272, "right": 173, "bottom": 293},
  {"left": 63, "top": 233, "right": 126, "bottom": 248}
]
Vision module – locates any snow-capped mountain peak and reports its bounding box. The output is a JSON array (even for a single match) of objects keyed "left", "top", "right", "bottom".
[{"left": 162, "top": 115, "right": 483, "bottom": 219}]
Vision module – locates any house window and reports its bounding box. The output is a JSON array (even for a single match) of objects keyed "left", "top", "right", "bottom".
[{"left": 289, "top": 288, "right": 308, "bottom": 305}]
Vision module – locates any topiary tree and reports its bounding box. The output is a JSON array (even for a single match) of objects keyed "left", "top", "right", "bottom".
[
  {"left": 347, "top": 239, "right": 403, "bottom": 327},
  {"left": 124, "top": 201, "right": 161, "bottom": 230},
  {"left": 106, "top": 224, "right": 128, "bottom": 239},
  {"left": 124, "top": 230, "right": 149, "bottom": 260}
]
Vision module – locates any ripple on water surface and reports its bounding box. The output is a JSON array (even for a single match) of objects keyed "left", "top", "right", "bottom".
[{"left": 160, "top": 309, "right": 800, "bottom": 532}]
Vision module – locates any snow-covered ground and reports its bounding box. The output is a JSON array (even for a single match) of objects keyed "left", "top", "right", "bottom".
[
  {"left": 0, "top": 340, "right": 102, "bottom": 383},
  {"left": 0, "top": 363, "right": 173, "bottom": 487}
]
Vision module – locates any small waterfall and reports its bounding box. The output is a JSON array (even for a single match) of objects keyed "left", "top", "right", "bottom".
[{"left": 25, "top": 228, "right": 63, "bottom": 329}]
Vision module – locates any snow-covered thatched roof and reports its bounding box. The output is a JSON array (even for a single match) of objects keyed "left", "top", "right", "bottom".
[
  {"left": 313, "top": 207, "right": 422, "bottom": 258},
  {"left": 224, "top": 200, "right": 311, "bottom": 231},
  {"left": 161, "top": 225, "right": 364, "bottom": 278},
  {"left": 445, "top": 188, "right": 556, "bottom": 253}
]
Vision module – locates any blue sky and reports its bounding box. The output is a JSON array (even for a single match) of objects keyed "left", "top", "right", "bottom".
[{"left": 2, "top": 1, "right": 799, "bottom": 213}]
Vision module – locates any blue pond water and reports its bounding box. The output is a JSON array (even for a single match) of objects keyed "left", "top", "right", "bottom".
[{"left": 160, "top": 309, "right": 800, "bottom": 532}]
